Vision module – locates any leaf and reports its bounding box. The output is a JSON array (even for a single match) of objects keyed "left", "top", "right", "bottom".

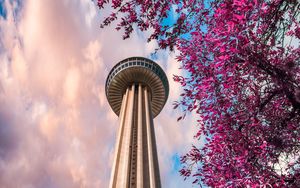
[{"left": 177, "top": 116, "right": 183, "bottom": 121}]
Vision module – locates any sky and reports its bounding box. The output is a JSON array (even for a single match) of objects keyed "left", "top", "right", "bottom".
[{"left": 0, "top": 0, "right": 202, "bottom": 187}]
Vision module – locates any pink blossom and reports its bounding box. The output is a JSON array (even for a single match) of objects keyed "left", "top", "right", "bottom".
[{"left": 98, "top": 0, "right": 300, "bottom": 186}]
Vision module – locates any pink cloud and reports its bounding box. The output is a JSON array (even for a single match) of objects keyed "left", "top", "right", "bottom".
[{"left": 0, "top": 0, "right": 200, "bottom": 187}]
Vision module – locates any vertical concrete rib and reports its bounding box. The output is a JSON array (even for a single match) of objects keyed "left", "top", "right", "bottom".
[
  {"left": 129, "top": 86, "right": 138, "bottom": 187},
  {"left": 148, "top": 91, "right": 162, "bottom": 188},
  {"left": 136, "top": 84, "right": 143, "bottom": 188},
  {"left": 109, "top": 89, "right": 129, "bottom": 188},
  {"left": 117, "top": 84, "right": 135, "bottom": 188},
  {"left": 124, "top": 84, "right": 135, "bottom": 187},
  {"left": 144, "top": 87, "right": 161, "bottom": 188}
]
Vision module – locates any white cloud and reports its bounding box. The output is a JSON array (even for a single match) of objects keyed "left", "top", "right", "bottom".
[{"left": 80, "top": 0, "right": 97, "bottom": 27}]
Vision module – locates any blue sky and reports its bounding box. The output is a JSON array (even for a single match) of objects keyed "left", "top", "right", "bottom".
[
  {"left": 0, "top": 0, "right": 6, "bottom": 19},
  {"left": 0, "top": 0, "right": 202, "bottom": 187}
]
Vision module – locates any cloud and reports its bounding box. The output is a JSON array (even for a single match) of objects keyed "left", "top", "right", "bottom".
[
  {"left": 0, "top": 0, "right": 201, "bottom": 187},
  {"left": 63, "top": 67, "right": 81, "bottom": 105},
  {"left": 0, "top": 0, "right": 113, "bottom": 187}
]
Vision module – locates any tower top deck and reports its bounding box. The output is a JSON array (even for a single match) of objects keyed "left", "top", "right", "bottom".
[{"left": 105, "top": 57, "right": 169, "bottom": 118}]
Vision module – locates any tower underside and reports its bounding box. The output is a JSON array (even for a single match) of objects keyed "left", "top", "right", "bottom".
[
  {"left": 110, "top": 84, "right": 161, "bottom": 188},
  {"left": 106, "top": 57, "right": 169, "bottom": 118}
]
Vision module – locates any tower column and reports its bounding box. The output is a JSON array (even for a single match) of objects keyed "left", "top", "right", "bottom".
[
  {"left": 109, "top": 89, "right": 129, "bottom": 188},
  {"left": 144, "top": 87, "right": 161, "bottom": 188},
  {"left": 110, "top": 85, "right": 135, "bottom": 188},
  {"left": 136, "top": 83, "right": 144, "bottom": 188},
  {"left": 121, "top": 84, "right": 135, "bottom": 187}
]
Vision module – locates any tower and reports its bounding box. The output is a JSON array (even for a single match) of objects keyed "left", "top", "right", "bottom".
[{"left": 106, "top": 57, "right": 169, "bottom": 188}]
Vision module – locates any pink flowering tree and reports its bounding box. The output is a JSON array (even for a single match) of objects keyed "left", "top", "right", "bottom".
[{"left": 98, "top": 0, "right": 300, "bottom": 186}]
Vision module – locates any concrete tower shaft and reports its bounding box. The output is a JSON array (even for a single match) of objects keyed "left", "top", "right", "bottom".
[{"left": 106, "top": 57, "right": 169, "bottom": 188}]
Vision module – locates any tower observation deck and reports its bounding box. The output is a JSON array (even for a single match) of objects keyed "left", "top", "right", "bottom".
[{"left": 106, "top": 57, "right": 169, "bottom": 188}]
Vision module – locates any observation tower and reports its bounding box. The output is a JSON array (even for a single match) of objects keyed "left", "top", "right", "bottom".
[{"left": 106, "top": 57, "right": 169, "bottom": 188}]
